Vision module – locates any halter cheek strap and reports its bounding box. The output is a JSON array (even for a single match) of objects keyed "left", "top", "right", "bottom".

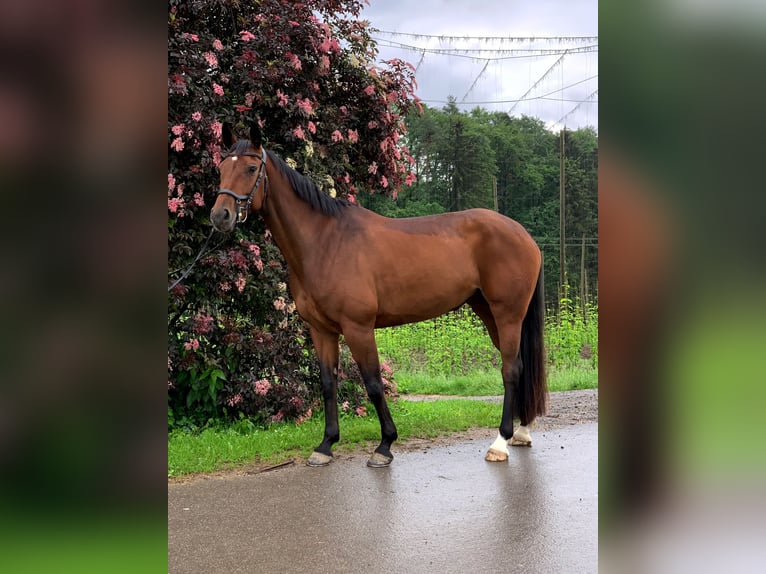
[{"left": 216, "top": 149, "right": 268, "bottom": 224}]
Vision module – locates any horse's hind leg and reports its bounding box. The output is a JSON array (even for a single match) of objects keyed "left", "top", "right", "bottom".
[
  {"left": 484, "top": 316, "right": 527, "bottom": 462},
  {"left": 468, "top": 294, "right": 526, "bottom": 461},
  {"left": 307, "top": 327, "right": 340, "bottom": 467},
  {"left": 342, "top": 323, "right": 398, "bottom": 467}
]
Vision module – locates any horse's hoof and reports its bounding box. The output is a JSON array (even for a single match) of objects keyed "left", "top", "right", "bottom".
[
  {"left": 484, "top": 448, "right": 509, "bottom": 462},
  {"left": 306, "top": 451, "right": 333, "bottom": 467},
  {"left": 510, "top": 426, "right": 532, "bottom": 447},
  {"left": 366, "top": 452, "right": 393, "bottom": 468}
]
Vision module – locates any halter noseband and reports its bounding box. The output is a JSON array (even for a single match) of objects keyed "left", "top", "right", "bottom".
[{"left": 216, "top": 149, "right": 268, "bottom": 224}]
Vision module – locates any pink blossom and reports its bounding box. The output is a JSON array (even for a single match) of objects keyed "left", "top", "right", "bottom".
[
  {"left": 380, "top": 175, "right": 388, "bottom": 188},
  {"left": 364, "top": 85, "right": 375, "bottom": 96},
  {"left": 245, "top": 93, "right": 255, "bottom": 107},
  {"left": 405, "top": 172, "right": 417, "bottom": 186},
  {"left": 240, "top": 30, "right": 255, "bottom": 42},
  {"left": 254, "top": 379, "right": 271, "bottom": 396},
  {"left": 192, "top": 312, "right": 214, "bottom": 335},
  {"left": 331, "top": 130, "right": 343, "bottom": 142},
  {"left": 339, "top": 105, "right": 348, "bottom": 115},
  {"left": 285, "top": 52, "right": 302, "bottom": 71},
  {"left": 341, "top": 401, "right": 350, "bottom": 412},
  {"left": 168, "top": 197, "right": 184, "bottom": 214},
  {"left": 191, "top": 111, "right": 202, "bottom": 122},
  {"left": 288, "top": 20, "right": 300, "bottom": 27},
  {"left": 276, "top": 89, "right": 288, "bottom": 107},
  {"left": 292, "top": 125, "right": 305, "bottom": 140},
  {"left": 296, "top": 408, "right": 313, "bottom": 425},
  {"left": 318, "top": 38, "right": 331, "bottom": 53},
  {"left": 270, "top": 411, "right": 284, "bottom": 424},
  {"left": 171, "top": 124, "right": 185, "bottom": 136},
  {"left": 348, "top": 194, "right": 356, "bottom": 204},
  {"left": 368, "top": 120, "right": 378, "bottom": 129},
  {"left": 368, "top": 161, "right": 378, "bottom": 174},
  {"left": 183, "top": 338, "right": 200, "bottom": 351},
  {"left": 289, "top": 396, "right": 304, "bottom": 409},
  {"left": 307, "top": 121, "right": 316, "bottom": 134},
  {"left": 248, "top": 244, "right": 261, "bottom": 256},
  {"left": 193, "top": 192, "right": 204, "bottom": 207},
  {"left": 226, "top": 394, "right": 242, "bottom": 407},
  {"left": 235, "top": 275, "right": 247, "bottom": 292},
  {"left": 183, "top": 33, "right": 199, "bottom": 42},
  {"left": 171, "top": 138, "right": 184, "bottom": 152},
  {"left": 329, "top": 38, "right": 341, "bottom": 52},
  {"left": 212, "top": 39, "right": 224, "bottom": 51},
  {"left": 213, "top": 83, "right": 224, "bottom": 96},
  {"left": 347, "top": 129, "right": 359, "bottom": 143},
  {"left": 254, "top": 259, "right": 263, "bottom": 272},
  {"left": 210, "top": 121, "right": 223, "bottom": 139},
  {"left": 296, "top": 98, "right": 314, "bottom": 116},
  {"left": 355, "top": 406, "right": 367, "bottom": 417},
  {"left": 168, "top": 173, "right": 176, "bottom": 191},
  {"left": 319, "top": 55, "right": 330, "bottom": 72},
  {"left": 203, "top": 51, "right": 218, "bottom": 67},
  {"left": 219, "top": 281, "right": 231, "bottom": 292},
  {"left": 273, "top": 297, "right": 286, "bottom": 311}
]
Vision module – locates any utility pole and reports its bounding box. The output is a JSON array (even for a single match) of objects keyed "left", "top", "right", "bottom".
[
  {"left": 580, "top": 233, "right": 586, "bottom": 322},
  {"left": 559, "top": 129, "right": 566, "bottom": 306},
  {"left": 492, "top": 176, "right": 498, "bottom": 212}
]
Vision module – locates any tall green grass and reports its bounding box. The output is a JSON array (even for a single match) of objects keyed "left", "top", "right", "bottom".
[{"left": 376, "top": 297, "right": 597, "bottom": 392}]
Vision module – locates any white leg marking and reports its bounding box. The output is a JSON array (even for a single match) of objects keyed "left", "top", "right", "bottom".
[
  {"left": 511, "top": 425, "right": 532, "bottom": 446},
  {"left": 489, "top": 432, "right": 510, "bottom": 456}
]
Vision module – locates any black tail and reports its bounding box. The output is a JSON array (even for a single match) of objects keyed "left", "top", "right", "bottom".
[{"left": 518, "top": 268, "right": 548, "bottom": 421}]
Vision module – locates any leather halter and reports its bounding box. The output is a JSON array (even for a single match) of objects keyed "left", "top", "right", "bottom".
[{"left": 216, "top": 149, "right": 268, "bottom": 224}]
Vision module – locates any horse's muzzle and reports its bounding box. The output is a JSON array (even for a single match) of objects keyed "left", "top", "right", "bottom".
[{"left": 210, "top": 205, "right": 235, "bottom": 233}]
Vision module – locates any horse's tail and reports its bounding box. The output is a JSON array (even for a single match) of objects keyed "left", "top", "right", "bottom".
[{"left": 518, "top": 266, "right": 548, "bottom": 421}]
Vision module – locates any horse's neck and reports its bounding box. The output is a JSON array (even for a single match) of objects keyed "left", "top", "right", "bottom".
[{"left": 262, "top": 171, "right": 329, "bottom": 276}]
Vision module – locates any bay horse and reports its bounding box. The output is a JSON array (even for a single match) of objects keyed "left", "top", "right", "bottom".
[{"left": 210, "top": 122, "right": 547, "bottom": 467}]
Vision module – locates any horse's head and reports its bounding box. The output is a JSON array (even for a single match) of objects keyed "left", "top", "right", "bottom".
[{"left": 210, "top": 122, "right": 268, "bottom": 232}]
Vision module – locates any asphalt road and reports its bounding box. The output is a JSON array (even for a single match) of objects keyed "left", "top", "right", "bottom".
[{"left": 169, "top": 422, "right": 597, "bottom": 573}]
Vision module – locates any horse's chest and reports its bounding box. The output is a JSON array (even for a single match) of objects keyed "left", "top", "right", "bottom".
[{"left": 291, "top": 283, "right": 338, "bottom": 331}]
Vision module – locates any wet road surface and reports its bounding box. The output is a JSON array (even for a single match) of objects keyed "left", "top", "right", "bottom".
[{"left": 169, "top": 423, "right": 597, "bottom": 573}]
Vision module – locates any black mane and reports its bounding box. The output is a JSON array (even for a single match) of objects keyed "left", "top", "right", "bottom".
[{"left": 265, "top": 150, "right": 352, "bottom": 217}]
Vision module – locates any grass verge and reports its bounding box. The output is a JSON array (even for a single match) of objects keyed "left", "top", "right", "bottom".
[
  {"left": 168, "top": 399, "right": 501, "bottom": 477},
  {"left": 396, "top": 367, "right": 598, "bottom": 395}
]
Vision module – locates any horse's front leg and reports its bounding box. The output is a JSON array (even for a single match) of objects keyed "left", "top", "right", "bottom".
[
  {"left": 306, "top": 326, "right": 340, "bottom": 467},
  {"left": 342, "top": 323, "right": 398, "bottom": 467}
]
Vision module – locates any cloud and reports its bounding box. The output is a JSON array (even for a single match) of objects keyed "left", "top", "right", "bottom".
[{"left": 362, "top": 0, "right": 598, "bottom": 130}]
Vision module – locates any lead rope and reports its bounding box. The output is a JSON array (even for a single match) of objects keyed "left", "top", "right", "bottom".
[{"left": 167, "top": 228, "right": 224, "bottom": 292}]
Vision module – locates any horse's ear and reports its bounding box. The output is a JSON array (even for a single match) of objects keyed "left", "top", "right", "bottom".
[
  {"left": 222, "top": 122, "right": 237, "bottom": 149},
  {"left": 249, "top": 121, "right": 263, "bottom": 148}
]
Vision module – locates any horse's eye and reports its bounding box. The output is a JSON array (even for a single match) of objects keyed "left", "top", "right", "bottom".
[{"left": 248, "top": 165, "right": 258, "bottom": 174}]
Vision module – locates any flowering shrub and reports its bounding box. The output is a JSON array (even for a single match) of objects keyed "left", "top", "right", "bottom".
[{"left": 168, "top": 0, "right": 416, "bottom": 428}]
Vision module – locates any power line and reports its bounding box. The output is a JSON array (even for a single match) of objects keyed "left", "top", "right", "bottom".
[
  {"left": 371, "top": 29, "right": 598, "bottom": 43},
  {"left": 422, "top": 96, "right": 597, "bottom": 105},
  {"left": 553, "top": 89, "right": 599, "bottom": 128},
  {"left": 508, "top": 53, "right": 565, "bottom": 115},
  {"left": 460, "top": 60, "right": 490, "bottom": 102},
  {"left": 374, "top": 38, "right": 598, "bottom": 61}
]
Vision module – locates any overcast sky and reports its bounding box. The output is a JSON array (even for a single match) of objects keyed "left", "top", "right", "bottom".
[{"left": 359, "top": 0, "right": 598, "bottom": 131}]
